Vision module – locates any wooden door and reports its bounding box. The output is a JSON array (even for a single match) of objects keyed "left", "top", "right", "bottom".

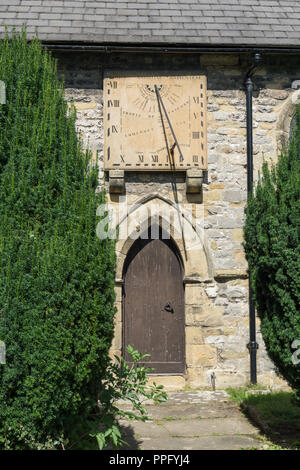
[{"left": 123, "top": 228, "right": 185, "bottom": 374}]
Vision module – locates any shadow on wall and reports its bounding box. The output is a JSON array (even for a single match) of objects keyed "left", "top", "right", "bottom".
[{"left": 53, "top": 51, "right": 300, "bottom": 92}]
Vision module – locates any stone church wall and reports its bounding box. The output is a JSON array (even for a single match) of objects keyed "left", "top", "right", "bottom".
[{"left": 54, "top": 50, "right": 300, "bottom": 390}]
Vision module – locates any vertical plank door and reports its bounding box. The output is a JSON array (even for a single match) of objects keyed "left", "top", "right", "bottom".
[{"left": 123, "top": 233, "right": 185, "bottom": 374}]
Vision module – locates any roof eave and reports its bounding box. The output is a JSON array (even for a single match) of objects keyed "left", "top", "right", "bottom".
[{"left": 42, "top": 41, "right": 300, "bottom": 55}]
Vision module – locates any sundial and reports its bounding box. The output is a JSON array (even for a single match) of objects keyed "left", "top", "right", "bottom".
[{"left": 104, "top": 72, "right": 207, "bottom": 171}]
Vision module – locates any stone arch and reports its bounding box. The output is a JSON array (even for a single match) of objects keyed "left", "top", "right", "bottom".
[
  {"left": 115, "top": 193, "right": 214, "bottom": 281},
  {"left": 276, "top": 89, "right": 299, "bottom": 152}
]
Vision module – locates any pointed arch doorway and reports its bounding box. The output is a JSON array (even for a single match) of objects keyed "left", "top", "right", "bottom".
[{"left": 123, "top": 226, "right": 185, "bottom": 374}]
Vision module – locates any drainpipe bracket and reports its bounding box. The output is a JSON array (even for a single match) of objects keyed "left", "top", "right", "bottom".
[{"left": 247, "top": 341, "right": 259, "bottom": 351}]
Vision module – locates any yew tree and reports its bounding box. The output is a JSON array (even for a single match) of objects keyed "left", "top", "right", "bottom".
[{"left": 244, "top": 105, "right": 300, "bottom": 401}]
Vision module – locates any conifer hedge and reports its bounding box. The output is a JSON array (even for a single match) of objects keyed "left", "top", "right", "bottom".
[
  {"left": 244, "top": 105, "right": 300, "bottom": 401},
  {"left": 0, "top": 32, "right": 116, "bottom": 449}
]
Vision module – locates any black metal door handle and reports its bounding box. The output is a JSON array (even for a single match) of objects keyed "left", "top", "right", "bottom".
[{"left": 164, "top": 302, "right": 174, "bottom": 313}]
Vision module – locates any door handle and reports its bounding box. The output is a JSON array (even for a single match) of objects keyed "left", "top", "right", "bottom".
[{"left": 164, "top": 302, "right": 174, "bottom": 313}]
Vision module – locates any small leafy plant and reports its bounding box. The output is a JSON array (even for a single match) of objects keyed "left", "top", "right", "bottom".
[{"left": 91, "top": 345, "right": 168, "bottom": 450}]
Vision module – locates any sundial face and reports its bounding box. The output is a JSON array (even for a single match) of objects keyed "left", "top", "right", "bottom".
[{"left": 104, "top": 72, "right": 207, "bottom": 171}]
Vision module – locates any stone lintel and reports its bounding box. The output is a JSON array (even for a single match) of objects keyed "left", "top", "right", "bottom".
[
  {"left": 186, "top": 168, "right": 203, "bottom": 194},
  {"left": 109, "top": 169, "right": 125, "bottom": 194},
  {"left": 183, "top": 276, "right": 213, "bottom": 284},
  {"left": 214, "top": 269, "right": 248, "bottom": 280}
]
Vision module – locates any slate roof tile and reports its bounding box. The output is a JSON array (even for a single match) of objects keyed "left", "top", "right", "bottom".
[{"left": 0, "top": 1, "right": 299, "bottom": 47}]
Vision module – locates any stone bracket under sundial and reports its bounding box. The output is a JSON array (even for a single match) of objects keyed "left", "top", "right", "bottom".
[{"left": 108, "top": 168, "right": 203, "bottom": 195}]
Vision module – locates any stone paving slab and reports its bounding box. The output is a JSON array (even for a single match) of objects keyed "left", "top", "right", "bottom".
[
  {"left": 119, "top": 421, "right": 168, "bottom": 439},
  {"left": 118, "top": 390, "right": 229, "bottom": 406},
  {"left": 145, "top": 403, "right": 241, "bottom": 420},
  {"left": 163, "top": 417, "right": 258, "bottom": 437},
  {"left": 118, "top": 391, "right": 264, "bottom": 450},
  {"left": 121, "top": 416, "right": 257, "bottom": 439},
  {"left": 163, "top": 391, "right": 229, "bottom": 404},
  {"left": 138, "top": 435, "right": 263, "bottom": 451}
]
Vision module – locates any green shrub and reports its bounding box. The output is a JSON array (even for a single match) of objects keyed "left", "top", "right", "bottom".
[
  {"left": 92, "top": 345, "right": 167, "bottom": 450},
  {"left": 244, "top": 104, "right": 300, "bottom": 402},
  {"left": 0, "top": 32, "right": 116, "bottom": 449}
]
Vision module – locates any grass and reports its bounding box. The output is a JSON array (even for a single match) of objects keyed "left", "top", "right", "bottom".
[
  {"left": 227, "top": 386, "right": 300, "bottom": 450},
  {"left": 226, "top": 384, "right": 267, "bottom": 403},
  {"left": 153, "top": 420, "right": 164, "bottom": 426}
]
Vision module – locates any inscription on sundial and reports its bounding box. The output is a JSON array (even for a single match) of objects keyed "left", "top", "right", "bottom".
[{"left": 104, "top": 72, "right": 207, "bottom": 171}]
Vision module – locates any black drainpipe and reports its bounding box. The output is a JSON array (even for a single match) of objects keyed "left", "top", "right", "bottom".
[{"left": 244, "top": 53, "right": 261, "bottom": 384}]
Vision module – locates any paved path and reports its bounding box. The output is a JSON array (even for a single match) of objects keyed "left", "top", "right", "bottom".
[{"left": 118, "top": 391, "right": 264, "bottom": 450}]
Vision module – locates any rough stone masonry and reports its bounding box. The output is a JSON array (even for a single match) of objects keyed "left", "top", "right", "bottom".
[{"left": 57, "top": 50, "right": 300, "bottom": 391}]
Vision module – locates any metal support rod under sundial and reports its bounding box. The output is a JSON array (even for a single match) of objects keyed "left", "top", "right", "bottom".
[
  {"left": 154, "top": 85, "right": 185, "bottom": 163},
  {"left": 154, "top": 84, "right": 188, "bottom": 260}
]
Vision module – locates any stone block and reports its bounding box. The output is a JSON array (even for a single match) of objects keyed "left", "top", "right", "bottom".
[
  {"left": 203, "top": 327, "right": 224, "bottom": 337},
  {"left": 222, "top": 327, "right": 237, "bottom": 335},
  {"left": 219, "top": 349, "right": 247, "bottom": 360},
  {"left": 186, "top": 326, "right": 204, "bottom": 345},
  {"left": 226, "top": 286, "right": 247, "bottom": 300},
  {"left": 185, "top": 250, "right": 210, "bottom": 279},
  {"left": 114, "top": 285, "right": 122, "bottom": 303},
  {"left": 267, "top": 89, "right": 288, "bottom": 100},
  {"left": 199, "top": 307, "right": 224, "bottom": 328},
  {"left": 213, "top": 111, "right": 231, "bottom": 121},
  {"left": 109, "top": 169, "right": 125, "bottom": 194},
  {"left": 255, "top": 113, "right": 277, "bottom": 123},
  {"left": 234, "top": 251, "right": 246, "bottom": 262},
  {"left": 186, "top": 168, "right": 203, "bottom": 194},
  {"left": 115, "top": 251, "right": 126, "bottom": 279},
  {"left": 185, "top": 284, "right": 206, "bottom": 305},
  {"left": 209, "top": 183, "right": 225, "bottom": 189},
  {"left": 74, "top": 101, "right": 97, "bottom": 110},
  {"left": 147, "top": 375, "right": 186, "bottom": 391},
  {"left": 214, "top": 269, "right": 248, "bottom": 279},
  {"left": 114, "top": 301, "right": 122, "bottom": 323},
  {"left": 205, "top": 286, "right": 218, "bottom": 298},
  {"left": 224, "top": 190, "right": 246, "bottom": 203},
  {"left": 232, "top": 228, "right": 244, "bottom": 242},
  {"left": 203, "top": 189, "right": 222, "bottom": 202},
  {"left": 212, "top": 371, "right": 246, "bottom": 388},
  {"left": 186, "top": 305, "right": 205, "bottom": 326},
  {"left": 109, "top": 349, "right": 122, "bottom": 362},
  {"left": 186, "top": 367, "right": 209, "bottom": 388},
  {"left": 111, "top": 322, "right": 122, "bottom": 350},
  {"left": 186, "top": 345, "right": 217, "bottom": 367},
  {"left": 200, "top": 55, "right": 239, "bottom": 66}
]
